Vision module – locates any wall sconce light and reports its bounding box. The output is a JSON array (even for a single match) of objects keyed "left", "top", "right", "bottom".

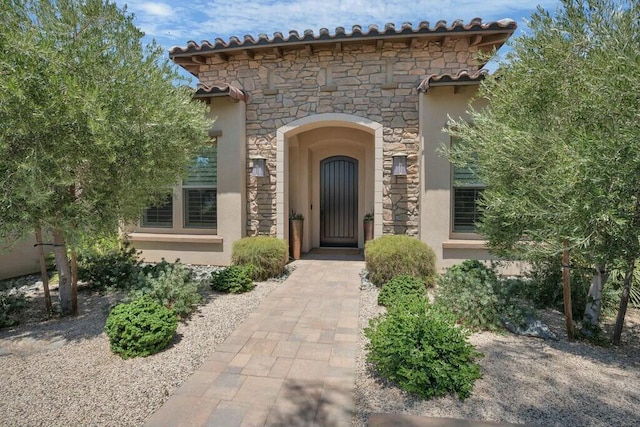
[
  {"left": 392, "top": 153, "right": 407, "bottom": 176},
  {"left": 251, "top": 156, "right": 267, "bottom": 177}
]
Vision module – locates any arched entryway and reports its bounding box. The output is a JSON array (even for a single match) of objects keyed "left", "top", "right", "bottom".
[{"left": 276, "top": 113, "right": 383, "bottom": 252}]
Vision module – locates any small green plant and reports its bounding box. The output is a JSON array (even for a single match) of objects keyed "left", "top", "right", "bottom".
[
  {"left": 289, "top": 211, "right": 304, "bottom": 220},
  {"left": 132, "top": 263, "right": 202, "bottom": 318},
  {"left": 104, "top": 296, "right": 178, "bottom": 359},
  {"left": 232, "top": 236, "right": 288, "bottom": 281},
  {"left": 0, "top": 292, "right": 28, "bottom": 328},
  {"left": 436, "top": 260, "right": 502, "bottom": 331},
  {"left": 365, "top": 297, "right": 482, "bottom": 400},
  {"left": 365, "top": 235, "right": 437, "bottom": 287},
  {"left": 141, "top": 258, "right": 180, "bottom": 278},
  {"left": 364, "top": 212, "right": 374, "bottom": 221},
  {"left": 377, "top": 275, "right": 426, "bottom": 307},
  {"left": 211, "top": 265, "right": 255, "bottom": 294},
  {"left": 78, "top": 242, "right": 142, "bottom": 290}
]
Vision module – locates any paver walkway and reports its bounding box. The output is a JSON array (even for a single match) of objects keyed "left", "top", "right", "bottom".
[{"left": 146, "top": 257, "right": 364, "bottom": 427}]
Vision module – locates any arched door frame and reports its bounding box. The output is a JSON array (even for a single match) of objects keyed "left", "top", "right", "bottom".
[{"left": 276, "top": 113, "right": 383, "bottom": 242}]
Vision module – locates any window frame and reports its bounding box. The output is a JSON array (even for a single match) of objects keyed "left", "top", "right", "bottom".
[
  {"left": 139, "top": 139, "right": 218, "bottom": 234},
  {"left": 450, "top": 136, "right": 486, "bottom": 239}
]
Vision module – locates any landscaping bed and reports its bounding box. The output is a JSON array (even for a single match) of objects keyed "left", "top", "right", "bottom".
[
  {"left": 354, "top": 281, "right": 640, "bottom": 427},
  {"left": 0, "top": 273, "right": 280, "bottom": 427}
]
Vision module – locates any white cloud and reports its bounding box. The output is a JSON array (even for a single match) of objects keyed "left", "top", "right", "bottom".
[{"left": 138, "top": 3, "right": 174, "bottom": 18}]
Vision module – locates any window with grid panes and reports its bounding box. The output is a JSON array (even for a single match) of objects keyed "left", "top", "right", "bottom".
[
  {"left": 183, "top": 144, "right": 217, "bottom": 229},
  {"left": 142, "top": 194, "right": 173, "bottom": 227},
  {"left": 451, "top": 137, "right": 485, "bottom": 233}
]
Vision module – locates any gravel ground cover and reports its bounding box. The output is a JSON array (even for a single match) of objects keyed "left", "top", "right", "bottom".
[
  {"left": 354, "top": 279, "right": 640, "bottom": 427},
  {"left": 2, "top": 266, "right": 639, "bottom": 427},
  {"left": 0, "top": 268, "right": 282, "bottom": 427}
]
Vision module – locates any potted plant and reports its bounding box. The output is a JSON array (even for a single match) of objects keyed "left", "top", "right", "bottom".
[
  {"left": 364, "top": 212, "right": 374, "bottom": 243},
  {"left": 289, "top": 211, "right": 304, "bottom": 260}
]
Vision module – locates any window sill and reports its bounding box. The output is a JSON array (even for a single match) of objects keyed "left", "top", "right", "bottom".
[
  {"left": 129, "top": 232, "right": 223, "bottom": 244},
  {"left": 442, "top": 240, "right": 488, "bottom": 250}
]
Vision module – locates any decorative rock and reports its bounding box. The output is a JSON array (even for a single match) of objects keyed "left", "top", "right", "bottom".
[{"left": 502, "top": 314, "right": 559, "bottom": 341}]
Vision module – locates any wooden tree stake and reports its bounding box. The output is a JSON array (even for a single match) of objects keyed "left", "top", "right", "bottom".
[
  {"left": 71, "top": 250, "right": 78, "bottom": 316},
  {"left": 562, "top": 241, "right": 574, "bottom": 340}
]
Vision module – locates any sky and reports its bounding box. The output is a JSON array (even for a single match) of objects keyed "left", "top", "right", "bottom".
[{"left": 113, "top": 0, "right": 563, "bottom": 81}]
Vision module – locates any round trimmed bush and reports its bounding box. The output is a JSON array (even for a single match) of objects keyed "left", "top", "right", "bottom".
[
  {"left": 211, "top": 265, "right": 255, "bottom": 294},
  {"left": 232, "top": 236, "right": 288, "bottom": 281},
  {"left": 378, "top": 275, "right": 427, "bottom": 307},
  {"left": 365, "top": 235, "right": 437, "bottom": 287},
  {"left": 365, "top": 297, "right": 482, "bottom": 400},
  {"left": 104, "top": 296, "right": 178, "bottom": 359}
]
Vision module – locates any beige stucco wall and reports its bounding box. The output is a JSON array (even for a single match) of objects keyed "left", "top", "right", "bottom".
[
  {"left": 129, "top": 97, "right": 246, "bottom": 266},
  {"left": 419, "top": 85, "right": 524, "bottom": 274},
  {"left": 0, "top": 237, "right": 42, "bottom": 280}
]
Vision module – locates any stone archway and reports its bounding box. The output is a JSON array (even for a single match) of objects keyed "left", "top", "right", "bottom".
[{"left": 276, "top": 113, "right": 383, "bottom": 249}]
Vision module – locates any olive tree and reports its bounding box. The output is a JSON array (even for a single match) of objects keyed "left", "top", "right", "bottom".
[
  {"left": 447, "top": 0, "right": 640, "bottom": 343},
  {"left": 0, "top": 0, "right": 210, "bottom": 314}
]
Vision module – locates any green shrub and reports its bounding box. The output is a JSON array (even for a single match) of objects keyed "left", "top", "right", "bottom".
[
  {"left": 365, "top": 297, "right": 482, "bottom": 400},
  {"left": 78, "top": 243, "right": 142, "bottom": 290},
  {"left": 522, "top": 257, "right": 592, "bottom": 320},
  {"left": 104, "top": 296, "right": 177, "bottom": 359},
  {"left": 436, "top": 260, "right": 502, "bottom": 331},
  {"left": 0, "top": 292, "right": 28, "bottom": 328},
  {"left": 378, "top": 275, "right": 427, "bottom": 307},
  {"left": 141, "top": 258, "right": 179, "bottom": 278},
  {"left": 211, "top": 265, "right": 255, "bottom": 294},
  {"left": 365, "top": 236, "right": 437, "bottom": 287},
  {"left": 132, "top": 263, "right": 202, "bottom": 318},
  {"left": 232, "top": 237, "right": 288, "bottom": 281}
]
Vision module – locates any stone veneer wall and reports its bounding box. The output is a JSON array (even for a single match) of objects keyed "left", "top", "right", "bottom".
[{"left": 197, "top": 38, "right": 480, "bottom": 237}]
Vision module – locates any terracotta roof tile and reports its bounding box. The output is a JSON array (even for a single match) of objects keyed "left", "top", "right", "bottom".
[
  {"left": 169, "top": 18, "right": 516, "bottom": 57},
  {"left": 193, "top": 84, "right": 248, "bottom": 102},
  {"left": 417, "top": 69, "right": 488, "bottom": 92}
]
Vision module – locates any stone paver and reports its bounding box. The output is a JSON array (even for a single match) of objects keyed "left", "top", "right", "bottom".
[{"left": 145, "top": 257, "right": 363, "bottom": 427}]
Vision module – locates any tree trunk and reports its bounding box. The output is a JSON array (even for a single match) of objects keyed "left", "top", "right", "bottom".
[
  {"left": 581, "top": 264, "right": 608, "bottom": 337},
  {"left": 612, "top": 261, "right": 635, "bottom": 345},
  {"left": 34, "top": 225, "right": 52, "bottom": 314},
  {"left": 52, "top": 228, "right": 73, "bottom": 315}
]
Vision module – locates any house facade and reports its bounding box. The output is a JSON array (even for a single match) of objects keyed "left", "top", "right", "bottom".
[
  {"left": 128, "top": 18, "right": 516, "bottom": 270},
  {"left": 0, "top": 18, "right": 518, "bottom": 279}
]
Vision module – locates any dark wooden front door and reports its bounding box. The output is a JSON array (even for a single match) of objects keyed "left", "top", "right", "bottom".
[{"left": 320, "top": 156, "right": 358, "bottom": 247}]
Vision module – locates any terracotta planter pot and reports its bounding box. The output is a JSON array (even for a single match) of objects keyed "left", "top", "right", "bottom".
[
  {"left": 364, "top": 220, "right": 374, "bottom": 243},
  {"left": 289, "top": 219, "right": 303, "bottom": 260}
]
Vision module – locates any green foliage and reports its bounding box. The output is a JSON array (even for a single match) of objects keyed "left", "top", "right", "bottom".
[
  {"left": 141, "top": 258, "right": 179, "bottom": 278},
  {"left": 104, "top": 296, "right": 177, "bottom": 359},
  {"left": 0, "top": 292, "right": 28, "bottom": 328},
  {"left": 436, "top": 260, "right": 502, "bottom": 331},
  {"left": 365, "top": 236, "right": 437, "bottom": 287},
  {"left": 0, "top": 0, "right": 210, "bottom": 312},
  {"left": 365, "top": 297, "right": 482, "bottom": 400},
  {"left": 446, "top": 1, "right": 640, "bottom": 337},
  {"left": 131, "top": 263, "right": 202, "bottom": 319},
  {"left": 231, "top": 237, "right": 288, "bottom": 281},
  {"left": 211, "top": 265, "right": 255, "bottom": 294},
  {"left": 378, "top": 275, "right": 427, "bottom": 307},
  {"left": 78, "top": 243, "right": 142, "bottom": 290},
  {"left": 607, "top": 267, "right": 640, "bottom": 310},
  {"left": 521, "top": 257, "right": 591, "bottom": 320}
]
